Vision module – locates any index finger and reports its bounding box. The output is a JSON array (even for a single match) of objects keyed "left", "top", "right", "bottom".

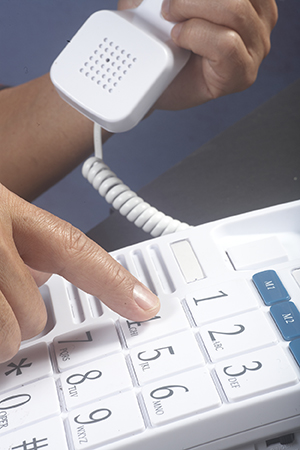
[{"left": 10, "top": 193, "right": 160, "bottom": 322}]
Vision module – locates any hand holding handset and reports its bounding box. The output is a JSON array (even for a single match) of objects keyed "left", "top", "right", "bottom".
[{"left": 50, "top": 0, "right": 190, "bottom": 132}]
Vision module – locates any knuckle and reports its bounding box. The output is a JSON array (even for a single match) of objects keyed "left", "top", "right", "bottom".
[
  {"left": 101, "top": 257, "right": 130, "bottom": 292},
  {"left": 21, "top": 297, "right": 48, "bottom": 341},
  {"left": 226, "top": 0, "right": 249, "bottom": 29},
  {"left": 0, "top": 307, "right": 21, "bottom": 363},
  {"left": 61, "top": 222, "right": 92, "bottom": 259},
  {"left": 220, "top": 29, "right": 243, "bottom": 60}
]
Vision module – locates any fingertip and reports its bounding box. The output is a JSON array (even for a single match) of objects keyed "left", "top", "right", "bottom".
[
  {"left": 171, "top": 22, "right": 183, "bottom": 42},
  {"left": 161, "top": 0, "right": 171, "bottom": 19},
  {"left": 133, "top": 284, "right": 160, "bottom": 316}
]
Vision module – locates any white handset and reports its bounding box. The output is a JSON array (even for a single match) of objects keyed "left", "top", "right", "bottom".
[{"left": 50, "top": 1, "right": 190, "bottom": 133}]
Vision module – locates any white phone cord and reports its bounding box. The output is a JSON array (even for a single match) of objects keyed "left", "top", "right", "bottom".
[{"left": 82, "top": 123, "right": 190, "bottom": 237}]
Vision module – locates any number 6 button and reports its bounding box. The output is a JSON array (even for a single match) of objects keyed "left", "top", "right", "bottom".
[{"left": 141, "top": 367, "right": 221, "bottom": 426}]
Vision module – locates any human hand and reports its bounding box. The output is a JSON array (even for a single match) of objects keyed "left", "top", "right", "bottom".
[
  {"left": 118, "top": 0, "right": 278, "bottom": 110},
  {"left": 0, "top": 184, "right": 160, "bottom": 363}
]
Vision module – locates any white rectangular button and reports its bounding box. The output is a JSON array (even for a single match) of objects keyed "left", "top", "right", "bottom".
[
  {"left": 0, "top": 378, "right": 60, "bottom": 435},
  {"left": 1, "top": 417, "right": 68, "bottom": 449},
  {"left": 68, "top": 391, "right": 144, "bottom": 449},
  {"left": 171, "top": 240, "right": 205, "bottom": 283},
  {"left": 60, "top": 353, "right": 132, "bottom": 410},
  {"left": 119, "top": 297, "right": 190, "bottom": 348},
  {"left": 53, "top": 321, "right": 121, "bottom": 371},
  {"left": 292, "top": 268, "right": 300, "bottom": 287},
  {"left": 141, "top": 367, "right": 221, "bottom": 426},
  {"left": 0, "top": 342, "right": 52, "bottom": 393},
  {"left": 215, "top": 346, "right": 298, "bottom": 402},
  {"left": 130, "top": 330, "right": 205, "bottom": 385},
  {"left": 200, "top": 310, "right": 278, "bottom": 362},
  {"left": 226, "top": 236, "right": 288, "bottom": 271},
  {"left": 186, "top": 280, "right": 259, "bottom": 326}
]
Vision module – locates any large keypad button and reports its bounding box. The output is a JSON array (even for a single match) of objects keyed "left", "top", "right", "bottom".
[
  {"left": 0, "top": 342, "right": 52, "bottom": 393},
  {"left": 200, "top": 310, "right": 278, "bottom": 362},
  {"left": 53, "top": 321, "right": 121, "bottom": 371},
  {"left": 186, "top": 280, "right": 259, "bottom": 326},
  {"left": 119, "top": 297, "right": 190, "bottom": 348},
  {"left": 0, "top": 378, "right": 60, "bottom": 435},
  {"left": 215, "top": 346, "right": 298, "bottom": 402},
  {"left": 141, "top": 367, "right": 221, "bottom": 426},
  {"left": 60, "top": 353, "right": 132, "bottom": 410},
  {"left": 68, "top": 391, "right": 145, "bottom": 449},
  {"left": 0, "top": 417, "right": 68, "bottom": 449},
  {"left": 129, "top": 330, "right": 205, "bottom": 385}
]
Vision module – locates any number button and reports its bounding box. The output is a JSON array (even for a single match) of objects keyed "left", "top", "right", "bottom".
[
  {"left": 119, "top": 297, "right": 189, "bottom": 348},
  {"left": 186, "top": 280, "right": 259, "bottom": 326},
  {"left": 130, "top": 330, "right": 205, "bottom": 385},
  {"left": 0, "top": 378, "right": 60, "bottom": 435},
  {"left": 200, "top": 310, "right": 278, "bottom": 361},
  {"left": 141, "top": 368, "right": 221, "bottom": 426},
  {"left": 60, "top": 353, "right": 132, "bottom": 410},
  {"left": 0, "top": 417, "right": 68, "bottom": 449},
  {"left": 53, "top": 321, "right": 121, "bottom": 371},
  {"left": 215, "top": 346, "right": 298, "bottom": 402},
  {"left": 68, "top": 391, "right": 144, "bottom": 449}
]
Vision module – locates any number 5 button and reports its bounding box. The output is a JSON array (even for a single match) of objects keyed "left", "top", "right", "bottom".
[{"left": 130, "top": 330, "right": 205, "bottom": 385}]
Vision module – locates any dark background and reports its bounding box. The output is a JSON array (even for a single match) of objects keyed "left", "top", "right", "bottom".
[{"left": 1, "top": 0, "right": 299, "bottom": 233}]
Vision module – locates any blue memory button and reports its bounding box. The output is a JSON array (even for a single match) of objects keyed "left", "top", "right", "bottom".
[
  {"left": 252, "top": 270, "right": 290, "bottom": 305},
  {"left": 290, "top": 338, "right": 300, "bottom": 367},
  {"left": 270, "top": 302, "right": 300, "bottom": 340}
]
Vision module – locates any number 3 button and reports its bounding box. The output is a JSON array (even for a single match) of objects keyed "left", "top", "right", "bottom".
[{"left": 215, "top": 346, "right": 298, "bottom": 402}]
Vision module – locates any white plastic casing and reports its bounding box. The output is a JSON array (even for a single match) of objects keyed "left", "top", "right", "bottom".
[{"left": 50, "top": 1, "right": 190, "bottom": 132}]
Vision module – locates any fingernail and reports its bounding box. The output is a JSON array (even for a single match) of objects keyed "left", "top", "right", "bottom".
[
  {"left": 133, "top": 284, "right": 159, "bottom": 311},
  {"left": 161, "top": 0, "right": 170, "bottom": 18}
]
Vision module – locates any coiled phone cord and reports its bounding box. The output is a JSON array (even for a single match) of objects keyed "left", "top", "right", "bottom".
[{"left": 82, "top": 123, "right": 190, "bottom": 237}]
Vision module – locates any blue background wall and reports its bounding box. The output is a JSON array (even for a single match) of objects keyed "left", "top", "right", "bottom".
[{"left": 1, "top": 0, "right": 300, "bottom": 233}]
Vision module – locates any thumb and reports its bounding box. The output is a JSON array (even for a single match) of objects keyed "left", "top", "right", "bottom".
[{"left": 11, "top": 192, "right": 160, "bottom": 322}]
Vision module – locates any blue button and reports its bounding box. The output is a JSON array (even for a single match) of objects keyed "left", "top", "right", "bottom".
[
  {"left": 270, "top": 302, "right": 300, "bottom": 340},
  {"left": 252, "top": 270, "right": 290, "bottom": 305},
  {"left": 290, "top": 338, "right": 300, "bottom": 367}
]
